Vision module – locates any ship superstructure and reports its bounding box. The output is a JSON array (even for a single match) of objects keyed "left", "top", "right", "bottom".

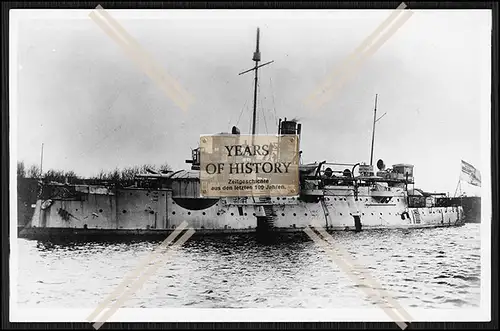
[
  {"left": 19, "top": 28, "right": 464, "bottom": 239},
  {"left": 22, "top": 113, "right": 464, "bottom": 239}
]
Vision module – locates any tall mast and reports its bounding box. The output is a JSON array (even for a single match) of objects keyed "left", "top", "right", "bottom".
[
  {"left": 251, "top": 28, "right": 260, "bottom": 136},
  {"left": 369, "top": 94, "right": 378, "bottom": 166},
  {"left": 239, "top": 27, "right": 274, "bottom": 135},
  {"left": 454, "top": 179, "right": 461, "bottom": 197},
  {"left": 369, "top": 94, "right": 386, "bottom": 166}
]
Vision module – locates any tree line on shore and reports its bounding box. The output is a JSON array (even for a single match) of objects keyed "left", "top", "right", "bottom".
[{"left": 16, "top": 161, "right": 172, "bottom": 186}]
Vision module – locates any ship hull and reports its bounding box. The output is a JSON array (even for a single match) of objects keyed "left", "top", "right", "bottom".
[
  {"left": 436, "top": 196, "right": 481, "bottom": 223},
  {"left": 18, "top": 216, "right": 464, "bottom": 241},
  {"left": 18, "top": 185, "right": 465, "bottom": 241}
]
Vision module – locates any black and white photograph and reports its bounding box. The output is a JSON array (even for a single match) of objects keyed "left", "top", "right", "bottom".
[{"left": 9, "top": 5, "right": 492, "bottom": 326}]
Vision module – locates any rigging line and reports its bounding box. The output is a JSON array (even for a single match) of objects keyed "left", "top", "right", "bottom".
[
  {"left": 95, "top": 88, "right": 122, "bottom": 124},
  {"left": 79, "top": 89, "right": 124, "bottom": 158},
  {"left": 255, "top": 78, "right": 259, "bottom": 134},
  {"left": 260, "top": 102, "right": 269, "bottom": 134},
  {"left": 79, "top": 123, "right": 124, "bottom": 159},
  {"left": 257, "top": 77, "right": 266, "bottom": 134},
  {"left": 248, "top": 101, "right": 252, "bottom": 134},
  {"left": 227, "top": 96, "right": 239, "bottom": 131},
  {"left": 257, "top": 78, "right": 260, "bottom": 133},
  {"left": 77, "top": 87, "right": 138, "bottom": 160},
  {"left": 248, "top": 75, "right": 257, "bottom": 134},
  {"left": 235, "top": 99, "right": 248, "bottom": 127},
  {"left": 227, "top": 111, "right": 233, "bottom": 132},
  {"left": 269, "top": 77, "right": 278, "bottom": 126},
  {"left": 259, "top": 80, "right": 269, "bottom": 134},
  {"left": 248, "top": 108, "right": 252, "bottom": 134}
]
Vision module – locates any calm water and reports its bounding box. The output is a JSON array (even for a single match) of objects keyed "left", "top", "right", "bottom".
[{"left": 17, "top": 224, "right": 481, "bottom": 309}]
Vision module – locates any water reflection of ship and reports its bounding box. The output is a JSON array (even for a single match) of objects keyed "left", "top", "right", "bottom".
[{"left": 19, "top": 27, "right": 465, "bottom": 240}]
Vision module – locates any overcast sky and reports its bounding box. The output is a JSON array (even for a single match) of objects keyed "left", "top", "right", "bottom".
[{"left": 11, "top": 9, "right": 490, "bottom": 195}]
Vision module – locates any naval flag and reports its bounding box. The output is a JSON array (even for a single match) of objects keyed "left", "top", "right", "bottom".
[{"left": 460, "top": 160, "right": 481, "bottom": 187}]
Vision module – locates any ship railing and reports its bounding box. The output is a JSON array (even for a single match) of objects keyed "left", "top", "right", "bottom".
[
  {"left": 223, "top": 198, "right": 296, "bottom": 206},
  {"left": 135, "top": 173, "right": 175, "bottom": 179},
  {"left": 355, "top": 176, "right": 414, "bottom": 184},
  {"left": 315, "top": 162, "right": 415, "bottom": 183},
  {"left": 321, "top": 162, "right": 359, "bottom": 167}
]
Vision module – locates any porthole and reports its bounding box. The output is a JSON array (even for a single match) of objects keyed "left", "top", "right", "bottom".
[
  {"left": 305, "top": 213, "right": 308, "bottom": 216},
  {"left": 293, "top": 213, "right": 296, "bottom": 216},
  {"left": 282, "top": 213, "right": 285, "bottom": 216},
  {"left": 334, "top": 198, "right": 337, "bottom": 201},
  {"left": 244, "top": 213, "right": 247, "bottom": 216},
  {"left": 340, "top": 213, "right": 343, "bottom": 216},
  {"left": 217, "top": 212, "right": 220, "bottom": 216},
  {"left": 188, "top": 212, "right": 191, "bottom": 215},
  {"left": 202, "top": 212, "right": 206, "bottom": 215},
  {"left": 122, "top": 210, "right": 127, "bottom": 213},
  {"left": 99, "top": 209, "right": 103, "bottom": 213},
  {"left": 380, "top": 212, "right": 383, "bottom": 215},
  {"left": 231, "top": 213, "right": 234, "bottom": 216},
  {"left": 252, "top": 213, "right": 256, "bottom": 216},
  {"left": 172, "top": 211, "right": 176, "bottom": 215}
]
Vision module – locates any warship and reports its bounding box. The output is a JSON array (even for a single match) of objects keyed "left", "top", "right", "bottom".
[{"left": 19, "top": 28, "right": 465, "bottom": 240}]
